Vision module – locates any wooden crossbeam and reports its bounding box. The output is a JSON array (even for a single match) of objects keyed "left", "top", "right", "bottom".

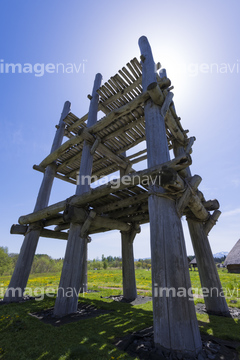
[
  {"left": 11, "top": 224, "right": 68, "bottom": 240},
  {"left": 56, "top": 206, "right": 132, "bottom": 232},
  {"left": 39, "top": 134, "right": 84, "bottom": 168},
  {"left": 67, "top": 113, "right": 88, "bottom": 132},
  {"left": 95, "top": 191, "right": 148, "bottom": 214},
  {"left": 33, "top": 165, "right": 76, "bottom": 184},
  {"left": 38, "top": 126, "right": 130, "bottom": 172},
  {"left": 18, "top": 154, "right": 191, "bottom": 225}
]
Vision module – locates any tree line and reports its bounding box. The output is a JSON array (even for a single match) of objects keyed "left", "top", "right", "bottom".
[
  {"left": 0, "top": 247, "right": 152, "bottom": 276},
  {"left": 0, "top": 247, "right": 63, "bottom": 276},
  {"left": 0, "top": 246, "right": 227, "bottom": 276}
]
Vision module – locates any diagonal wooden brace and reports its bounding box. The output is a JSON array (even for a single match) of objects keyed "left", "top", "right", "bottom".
[
  {"left": 176, "top": 175, "right": 202, "bottom": 216},
  {"left": 80, "top": 210, "right": 96, "bottom": 237},
  {"left": 185, "top": 136, "right": 196, "bottom": 155},
  {"left": 204, "top": 210, "right": 221, "bottom": 235},
  {"left": 90, "top": 136, "right": 101, "bottom": 155},
  {"left": 161, "top": 91, "right": 174, "bottom": 118}
]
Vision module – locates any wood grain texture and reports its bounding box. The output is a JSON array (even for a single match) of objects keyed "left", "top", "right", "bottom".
[
  {"left": 173, "top": 123, "right": 229, "bottom": 316},
  {"left": 139, "top": 35, "right": 202, "bottom": 355},
  {"left": 54, "top": 74, "right": 102, "bottom": 317},
  {"left": 18, "top": 154, "right": 190, "bottom": 225}
]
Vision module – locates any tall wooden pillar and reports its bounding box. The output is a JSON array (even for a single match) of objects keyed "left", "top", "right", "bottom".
[
  {"left": 120, "top": 156, "right": 138, "bottom": 300},
  {"left": 173, "top": 140, "right": 229, "bottom": 316},
  {"left": 4, "top": 101, "right": 71, "bottom": 302},
  {"left": 79, "top": 237, "right": 90, "bottom": 293},
  {"left": 53, "top": 73, "right": 102, "bottom": 317},
  {"left": 139, "top": 36, "right": 202, "bottom": 355},
  {"left": 121, "top": 224, "right": 139, "bottom": 300}
]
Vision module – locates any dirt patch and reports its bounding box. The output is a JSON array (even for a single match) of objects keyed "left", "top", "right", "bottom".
[{"left": 100, "top": 294, "right": 152, "bottom": 305}]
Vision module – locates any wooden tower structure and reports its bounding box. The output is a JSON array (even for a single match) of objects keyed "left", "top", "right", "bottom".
[{"left": 6, "top": 37, "right": 230, "bottom": 355}]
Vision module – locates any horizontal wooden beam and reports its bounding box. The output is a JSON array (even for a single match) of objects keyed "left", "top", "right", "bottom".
[
  {"left": 95, "top": 191, "right": 148, "bottom": 214},
  {"left": 44, "top": 215, "right": 65, "bottom": 227},
  {"left": 56, "top": 206, "right": 132, "bottom": 233},
  {"left": 126, "top": 148, "right": 147, "bottom": 160},
  {"left": 118, "top": 213, "right": 149, "bottom": 224},
  {"left": 41, "top": 229, "right": 68, "bottom": 240},
  {"left": 108, "top": 202, "right": 148, "bottom": 220},
  {"left": 93, "top": 216, "right": 131, "bottom": 232},
  {"left": 56, "top": 151, "right": 83, "bottom": 173},
  {"left": 10, "top": 224, "right": 68, "bottom": 240},
  {"left": 66, "top": 113, "right": 88, "bottom": 132},
  {"left": 202, "top": 199, "right": 220, "bottom": 211},
  {"left": 18, "top": 154, "right": 191, "bottom": 225},
  {"left": 11, "top": 224, "right": 28, "bottom": 235},
  {"left": 39, "top": 133, "right": 85, "bottom": 168},
  {"left": 131, "top": 154, "right": 147, "bottom": 165},
  {"left": 33, "top": 165, "right": 76, "bottom": 185}
]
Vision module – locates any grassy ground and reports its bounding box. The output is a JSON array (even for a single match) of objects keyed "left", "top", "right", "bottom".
[{"left": 0, "top": 268, "right": 240, "bottom": 359}]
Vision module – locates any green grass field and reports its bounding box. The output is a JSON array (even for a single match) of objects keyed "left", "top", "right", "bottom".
[{"left": 0, "top": 268, "right": 240, "bottom": 359}]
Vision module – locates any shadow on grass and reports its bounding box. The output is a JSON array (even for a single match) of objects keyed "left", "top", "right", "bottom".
[
  {"left": 2, "top": 292, "right": 239, "bottom": 359},
  {"left": 197, "top": 309, "right": 240, "bottom": 344},
  {"left": 208, "top": 313, "right": 240, "bottom": 342},
  {"left": 0, "top": 294, "right": 153, "bottom": 360}
]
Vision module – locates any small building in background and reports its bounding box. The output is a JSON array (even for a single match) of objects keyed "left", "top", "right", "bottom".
[{"left": 224, "top": 239, "right": 240, "bottom": 273}]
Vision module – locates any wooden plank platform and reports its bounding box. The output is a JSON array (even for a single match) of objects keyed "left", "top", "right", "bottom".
[{"left": 34, "top": 57, "right": 188, "bottom": 185}]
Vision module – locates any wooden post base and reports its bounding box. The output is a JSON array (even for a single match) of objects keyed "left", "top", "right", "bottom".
[
  {"left": 4, "top": 228, "right": 41, "bottom": 302},
  {"left": 121, "top": 227, "right": 138, "bottom": 300},
  {"left": 149, "top": 196, "right": 202, "bottom": 354},
  {"left": 79, "top": 239, "right": 89, "bottom": 293},
  {"left": 53, "top": 223, "right": 86, "bottom": 317}
]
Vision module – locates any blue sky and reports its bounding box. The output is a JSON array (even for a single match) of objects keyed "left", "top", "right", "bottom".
[{"left": 0, "top": 0, "right": 240, "bottom": 260}]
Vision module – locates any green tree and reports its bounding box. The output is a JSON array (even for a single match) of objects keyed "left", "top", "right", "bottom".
[{"left": 0, "top": 247, "right": 12, "bottom": 275}]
